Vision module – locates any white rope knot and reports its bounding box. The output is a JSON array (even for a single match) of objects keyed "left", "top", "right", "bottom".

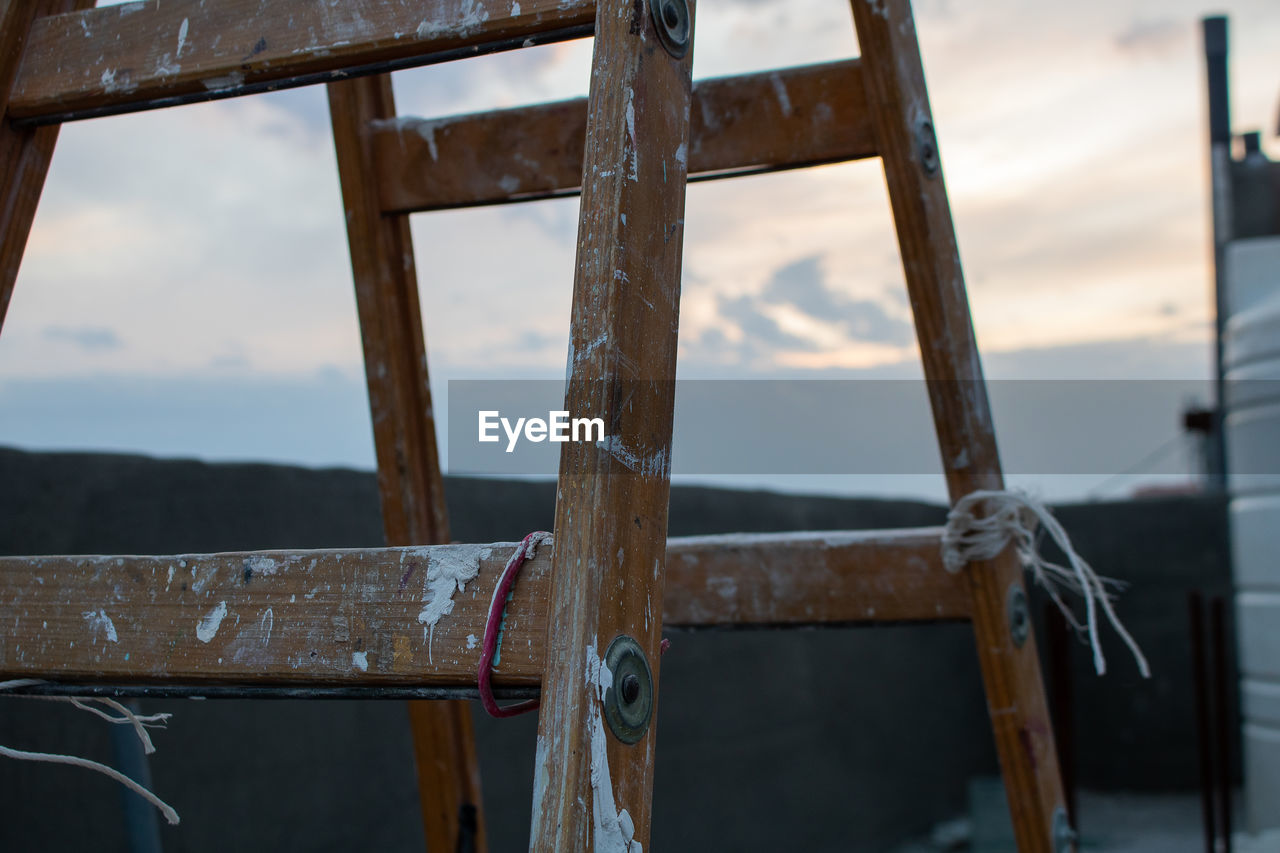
[
  {"left": 941, "top": 489, "right": 1151, "bottom": 679},
  {"left": 0, "top": 679, "right": 180, "bottom": 825}
]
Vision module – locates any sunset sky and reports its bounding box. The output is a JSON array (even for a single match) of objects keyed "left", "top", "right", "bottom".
[{"left": 1, "top": 0, "right": 1277, "bottom": 500}]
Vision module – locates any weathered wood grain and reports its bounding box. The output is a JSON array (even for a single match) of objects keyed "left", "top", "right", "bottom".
[
  {"left": 528, "top": 1, "right": 697, "bottom": 848},
  {"left": 0, "top": 530, "right": 964, "bottom": 687},
  {"left": 0, "top": 544, "right": 550, "bottom": 686},
  {"left": 9, "top": 0, "right": 595, "bottom": 123},
  {"left": 373, "top": 60, "right": 876, "bottom": 213},
  {"left": 0, "top": 0, "right": 92, "bottom": 335},
  {"left": 665, "top": 528, "right": 967, "bottom": 627},
  {"left": 849, "top": 0, "right": 1069, "bottom": 848},
  {"left": 328, "top": 71, "right": 485, "bottom": 851}
]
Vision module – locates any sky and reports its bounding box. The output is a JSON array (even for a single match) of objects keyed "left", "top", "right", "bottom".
[{"left": 1, "top": 0, "right": 1278, "bottom": 502}]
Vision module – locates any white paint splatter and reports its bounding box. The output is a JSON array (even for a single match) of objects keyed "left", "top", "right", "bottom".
[
  {"left": 201, "top": 71, "right": 245, "bottom": 91},
  {"left": 244, "top": 555, "right": 279, "bottom": 576},
  {"left": 498, "top": 174, "right": 520, "bottom": 194},
  {"left": 770, "top": 72, "right": 793, "bottom": 116},
  {"left": 260, "top": 607, "right": 273, "bottom": 645},
  {"left": 596, "top": 435, "right": 668, "bottom": 477},
  {"left": 191, "top": 563, "right": 216, "bottom": 594},
  {"left": 414, "top": 544, "right": 495, "bottom": 662},
  {"left": 176, "top": 17, "right": 189, "bottom": 57},
  {"left": 587, "top": 641, "right": 641, "bottom": 852},
  {"left": 154, "top": 53, "right": 181, "bottom": 77},
  {"left": 466, "top": 633, "right": 479, "bottom": 650},
  {"left": 352, "top": 651, "right": 368, "bottom": 671},
  {"left": 82, "top": 609, "right": 118, "bottom": 643},
  {"left": 196, "top": 601, "right": 228, "bottom": 643},
  {"left": 417, "top": 0, "right": 490, "bottom": 38},
  {"left": 625, "top": 88, "right": 639, "bottom": 181},
  {"left": 511, "top": 1, "right": 521, "bottom": 13},
  {"left": 417, "top": 121, "right": 440, "bottom": 161},
  {"left": 673, "top": 141, "right": 687, "bottom": 170}
]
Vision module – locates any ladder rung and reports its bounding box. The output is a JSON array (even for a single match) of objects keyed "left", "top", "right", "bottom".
[
  {"left": 375, "top": 60, "right": 876, "bottom": 214},
  {"left": 8, "top": 0, "right": 595, "bottom": 124},
  {"left": 0, "top": 528, "right": 960, "bottom": 688}
]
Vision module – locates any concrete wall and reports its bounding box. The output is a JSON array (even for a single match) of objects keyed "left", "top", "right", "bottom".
[{"left": 0, "top": 448, "right": 1232, "bottom": 851}]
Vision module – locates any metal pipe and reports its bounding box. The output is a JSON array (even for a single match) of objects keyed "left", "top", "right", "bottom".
[
  {"left": 1202, "top": 16, "right": 1232, "bottom": 490},
  {"left": 1190, "top": 591, "right": 1217, "bottom": 853},
  {"left": 1211, "top": 596, "right": 1233, "bottom": 852}
]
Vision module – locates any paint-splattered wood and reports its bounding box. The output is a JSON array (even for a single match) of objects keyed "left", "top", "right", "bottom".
[
  {"left": 664, "top": 528, "right": 966, "bottom": 627},
  {"left": 850, "top": 0, "right": 1069, "bottom": 849},
  {"left": 328, "top": 71, "right": 485, "bottom": 851},
  {"left": 0, "top": 544, "right": 550, "bottom": 686},
  {"left": 0, "top": 0, "right": 92, "bottom": 335},
  {"left": 8, "top": 0, "right": 595, "bottom": 123},
  {"left": 530, "top": 3, "right": 696, "bottom": 848},
  {"left": 0, "top": 529, "right": 964, "bottom": 686},
  {"left": 374, "top": 60, "right": 876, "bottom": 214}
]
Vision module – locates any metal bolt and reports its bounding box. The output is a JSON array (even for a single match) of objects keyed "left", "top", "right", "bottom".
[
  {"left": 602, "top": 635, "right": 654, "bottom": 744},
  {"left": 662, "top": 1, "right": 679, "bottom": 28},
  {"left": 650, "top": 0, "right": 690, "bottom": 58},
  {"left": 915, "top": 117, "right": 940, "bottom": 177},
  {"left": 620, "top": 673, "right": 641, "bottom": 705},
  {"left": 1007, "top": 583, "right": 1030, "bottom": 648}
]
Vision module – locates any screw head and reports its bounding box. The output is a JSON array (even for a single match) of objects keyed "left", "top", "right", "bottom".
[
  {"left": 620, "top": 673, "right": 641, "bottom": 705},
  {"left": 1007, "top": 583, "right": 1030, "bottom": 648},
  {"left": 915, "top": 117, "right": 940, "bottom": 177},
  {"left": 602, "top": 635, "right": 654, "bottom": 744},
  {"left": 650, "top": 0, "right": 690, "bottom": 58}
]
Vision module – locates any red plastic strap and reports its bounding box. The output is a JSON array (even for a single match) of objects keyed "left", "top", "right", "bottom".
[
  {"left": 478, "top": 531, "right": 549, "bottom": 718},
  {"left": 477, "top": 531, "right": 673, "bottom": 719}
]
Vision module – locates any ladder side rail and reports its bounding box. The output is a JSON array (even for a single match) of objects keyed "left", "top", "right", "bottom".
[
  {"left": 529, "top": 0, "right": 697, "bottom": 847},
  {"left": 849, "top": 1, "right": 1070, "bottom": 849},
  {"left": 329, "top": 74, "right": 487, "bottom": 853},
  {"left": 0, "top": 0, "right": 92, "bottom": 333}
]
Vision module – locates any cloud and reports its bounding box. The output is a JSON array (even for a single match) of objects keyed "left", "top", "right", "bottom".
[
  {"left": 42, "top": 326, "right": 122, "bottom": 351},
  {"left": 1113, "top": 18, "right": 1187, "bottom": 58},
  {"left": 761, "top": 255, "right": 914, "bottom": 346},
  {"left": 718, "top": 292, "right": 822, "bottom": 353}
]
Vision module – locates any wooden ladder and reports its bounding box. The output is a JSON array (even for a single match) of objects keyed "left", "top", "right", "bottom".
[{"left": 0, "top": 1, "right": 1074, "bottom": 850}]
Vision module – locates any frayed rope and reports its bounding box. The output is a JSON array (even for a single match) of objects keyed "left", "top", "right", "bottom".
[
  {"left": 0, "top": 679, "right": 180, "bottom": 824},
  {"left": 941, "top": 489, "right": 1150, "bottom": 678}
]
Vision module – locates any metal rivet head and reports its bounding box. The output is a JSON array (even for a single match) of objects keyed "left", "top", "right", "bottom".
[
  {"left": 603, "top": 635, "right": 654, "bottom": 744},
  {"left": 1007, "top": 584, "right": 1030, "bottom": 648},
  {"left": 650, "top": 0, "right": 690, "bottom": 58},
  {"left": 915, "top": 117, "right": 939, "bottom": 177},
  {"left": 1052, "top": 807, "right": 1077, "bottom": 852}
]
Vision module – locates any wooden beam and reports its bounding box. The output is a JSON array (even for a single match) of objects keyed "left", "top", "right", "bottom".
[
  {"left": 374, "top": 60, "right": 876, "bottom": 213},
  {"left": 664, "top": 528, "right": 967, "bottom": 627},
  {"left": 0, "top": 529, "right": 965, "bottom": 687},
  {"left": 0, "top": 0, "right": 91, "bottom": 336},
  {"left": 849, "top": 0, "right": 1069, "bottom": 849},
  {"left": 8, "top": 0, "right": 595, "bottom": 124},
  {"left": 328, "top": 72, "right": 485, "bottom": 852},
  {"left": 0, "top": 544, "right": 551, "bottom": 687},
  {"left": 529, "top": 1, "right": 696, "bottom": 848}
]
